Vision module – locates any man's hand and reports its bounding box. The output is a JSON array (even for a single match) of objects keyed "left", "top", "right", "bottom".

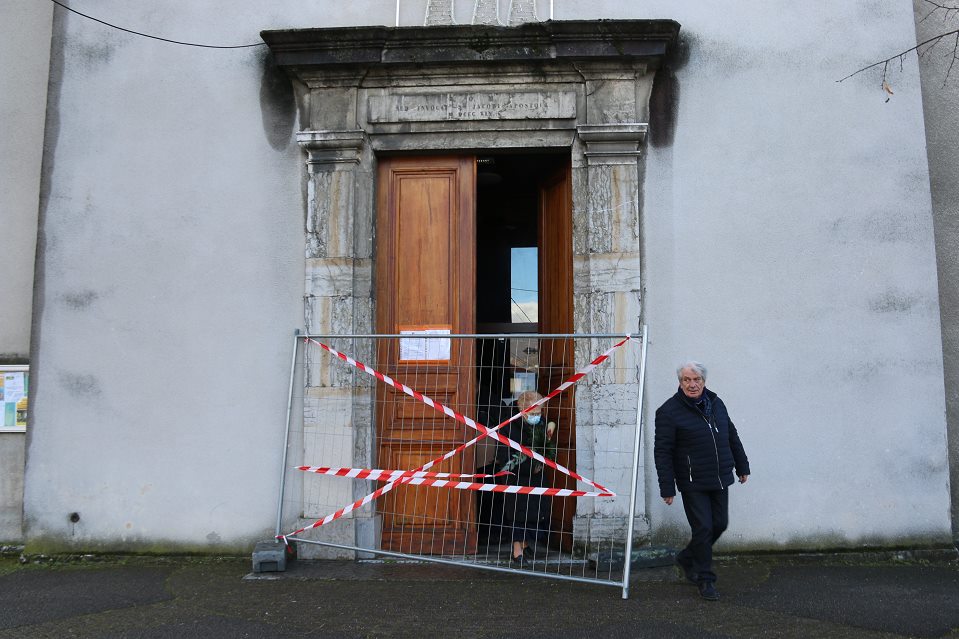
[
  {"left": 663, "top": 496, "right": 674, "bottom": 505},
  {"left": 738, "top": 475, "right": 749, "bottom": 484},
  {"left": 546, "top": 421, "right": 556, "bottom": 439}
]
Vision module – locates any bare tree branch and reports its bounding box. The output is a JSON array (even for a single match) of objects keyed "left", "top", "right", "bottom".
[
  {"left": 837, "top": 0, "right": 959, "bottom": 92},
  {"left": 836, "top": 28, "right": 959, "bottom": 83}
]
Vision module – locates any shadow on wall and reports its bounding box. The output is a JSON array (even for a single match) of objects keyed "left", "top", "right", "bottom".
[
  {"left": 259, "top": 50, "right": 296, "bottom": 151},
  {"left": 649, "top": 32, "right": 692, "bottom": 149}
]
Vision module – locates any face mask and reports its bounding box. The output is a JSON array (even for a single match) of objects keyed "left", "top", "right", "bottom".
[{"left": 526, "top": 415, "right": 541, "bottom": 426}]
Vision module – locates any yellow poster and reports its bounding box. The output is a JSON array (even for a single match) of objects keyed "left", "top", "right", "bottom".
[{"left": 16, "top": 396, "right": 28, "bottom": 427}]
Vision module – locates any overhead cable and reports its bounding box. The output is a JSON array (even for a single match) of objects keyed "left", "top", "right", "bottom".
[{"left": 50, "top": 0, "right": 265, "bottom": 49}]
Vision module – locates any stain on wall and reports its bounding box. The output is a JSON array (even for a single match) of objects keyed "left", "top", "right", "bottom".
[
  {"left": 869, "top": 292, "right": 924, "bottom": 314},
  {"left": 60, "top": 290, "right": 99, "bottom": 310},
  {"left": 58, "top": 372, "right": 102, "bottom": 399},
  {"left": 66, "top": 38, "right": 117, "bottom": 68},
  {"left": 649, "top": 33, "right": 690, "bottom": 148},
  {"left": 259, "top": 50, "right": 296, "bottom": 151}
]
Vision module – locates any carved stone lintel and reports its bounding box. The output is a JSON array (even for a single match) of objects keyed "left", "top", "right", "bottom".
[
  {"left": 263, "top": 21, "right": 680, "bottom": 70},
  {"left": 368, "top": 90, "right": 577, "bottom": 124},
  {"left": 297, "top": 130, "right": 367, "bottom": 170}
]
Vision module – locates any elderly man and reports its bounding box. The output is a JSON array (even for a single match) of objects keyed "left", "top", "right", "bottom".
[{"left": 654, "top": 361, "right": 750, "bottom": 601}]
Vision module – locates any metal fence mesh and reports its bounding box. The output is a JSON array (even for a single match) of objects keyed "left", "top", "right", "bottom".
[{"left": 276, "top": 332, "right": 646, "bottom": 591}]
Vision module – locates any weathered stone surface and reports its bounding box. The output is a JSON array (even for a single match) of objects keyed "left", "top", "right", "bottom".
[
  {"left": 290, "top": 518, "right": 357, "bottom": 559},
  {"left": 573, "top": 513, "right": 631, "bottom": 544},
  {"left": 574, "top": 253, "right": 641, "bottom": 293},
  {"left": 307, "top": 88, "right": 362, "bottom": 131},
  {"left": 306, "top": 258, "right": 371, "bottom": 298},
  {"left": 304, "top": 295, "right": 356, "bottom": 340},
  {"left": 262, "top": 21, "right": 680, "bottom": 69},
  {"left": 369, "top": 129, "right": 576, "bottom": 152},
  {"left": 571, "top": 162, "right": 589, "bottom": 256},
  {"left": 306, "top": 171, "right": 355, "bottom": 259},
  {"left": 368, "top": 91, "right": 576, "bottom": 123},
  {"left": 578, "top": 123, "right": 647, "bottom": 166},
  {"left": 351, "top": 390, "right": 375, "bottom": 469},
  {"left": 584, "top": 163, "right": 643, "bottom": 253},
  {"left": 302, "top": 435, "right": 354, "bottom": 517},
  {"left": 585, "top": 77, "right": 640, "bottom": 124},
  {"left": 576, "top": 291, "right": 641, "bottom": 337}
]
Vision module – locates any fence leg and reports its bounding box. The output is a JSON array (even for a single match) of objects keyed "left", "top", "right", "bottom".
[
  {"left": 275, "top": 329, "right": 301, "bottom": 539},
  {"left": 622, "top": 325, "right": 649, "bottom": 599}
]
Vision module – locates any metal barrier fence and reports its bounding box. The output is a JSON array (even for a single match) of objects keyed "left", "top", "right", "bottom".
[{"left": 274, "top": 329, "right": 648, "bottom": 598}]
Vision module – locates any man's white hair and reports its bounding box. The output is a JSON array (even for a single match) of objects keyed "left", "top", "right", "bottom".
[{"left": 676, "top": 361, "right": 707, "bottom": 381}]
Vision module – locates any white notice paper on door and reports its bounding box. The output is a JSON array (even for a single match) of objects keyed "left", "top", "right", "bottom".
[{"left": 399, "top": 328, "right": 451, "bottom": 361}]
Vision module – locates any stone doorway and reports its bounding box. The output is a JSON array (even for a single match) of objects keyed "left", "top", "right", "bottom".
[{"left": 263, "top": 19, "right": 680, "bottom": 556}]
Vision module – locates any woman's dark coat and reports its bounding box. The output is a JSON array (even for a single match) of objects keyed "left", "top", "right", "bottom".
[
  {"left": 495, "top": 417, "right": 551, "bottom": 543},
  {"left": 654, "top": 387, "right": 750, "bottom": 498}
]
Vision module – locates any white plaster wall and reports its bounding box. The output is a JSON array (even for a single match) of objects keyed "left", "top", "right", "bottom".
[
  {"left": 0, "top": 0, "right": 53, "bottom": 544},
  {"left": 22, "top": 1, "right": 369, "bottom": 551},
  {"left": 620, "top": 1, "right": 949, "bottom": 548},
  {"left": 27, "top": 0, "right": 522, "bottom": 552},
  {"left": 23, "top": 0, "right": 555, "bottom": 552},
  {"left": 0, "top": 0, "right": 51, "bottom": 357},
  {"left": 25, "top": 0, "right": 951, "bottom": 551},
  {"left": 914, "top": 0, "right": 959, "bottom": 545}
]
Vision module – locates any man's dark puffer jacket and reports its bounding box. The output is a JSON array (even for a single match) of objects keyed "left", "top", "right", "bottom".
[{"left": 654, "top": 388, "right": 750, "bottom": 498}]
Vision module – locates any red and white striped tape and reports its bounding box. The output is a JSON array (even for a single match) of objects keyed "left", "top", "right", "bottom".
[
  {"left": 279, "top": 334, "right": 631, "bottom": 540},
  {"left": 297, "top": 466, "right": 509, "bottom": 481},
  {"left": 368, "top": 474, "right": 612, "bottom": 498},
  {"left": 307, "top": 335, "right": 630, "bottom": 492},
  {"left": 296, "top": 466, "right": 610, "bottom": 497}
]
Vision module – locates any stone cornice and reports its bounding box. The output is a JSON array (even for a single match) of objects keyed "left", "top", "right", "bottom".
[
  {"left": 261, "top": 20, "right": 680, "bottom": 71},
  {"left": 577, "top": 123, "right": 648, "bottom": 164},
  {"left": 297, "top": 130, "right": 366, "bottom": 167},
  {"left": 577, "top": 123, "right": 648, "bottom": 143}
]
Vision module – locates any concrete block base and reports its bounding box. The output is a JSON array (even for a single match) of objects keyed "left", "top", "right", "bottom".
[{"left": 252, "top": 540, "right": 290, "bottom": 573}]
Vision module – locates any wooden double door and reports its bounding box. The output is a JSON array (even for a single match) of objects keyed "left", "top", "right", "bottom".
[{"left": 375, "top": 155, "right": 573, "bottom": 554}]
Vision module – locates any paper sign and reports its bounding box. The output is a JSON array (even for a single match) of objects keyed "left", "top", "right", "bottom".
[{"left": 399, "top": 327, "right": 451, "bottom": 362}]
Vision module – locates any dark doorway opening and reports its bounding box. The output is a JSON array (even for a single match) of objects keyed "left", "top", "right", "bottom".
[
  {"left": 476, "top": 152, "right": 568, "bottom": 333},
  {"left": 473, "top": 151, "right": 572, "bottom": 547}
]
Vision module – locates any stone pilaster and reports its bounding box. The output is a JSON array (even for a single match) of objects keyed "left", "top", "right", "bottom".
[
  {"left": 299, "top": 129, "right": 378, "bottom": 557},
  {"left": 572, "top": 122, "right": 649, "bottom": 549}
]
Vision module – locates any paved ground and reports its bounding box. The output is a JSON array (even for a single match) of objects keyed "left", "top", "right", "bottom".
[{"left": 1, "top": 551, "right": 958, "bottom": 638}]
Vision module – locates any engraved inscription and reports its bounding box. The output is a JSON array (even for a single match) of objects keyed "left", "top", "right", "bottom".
[{"left": 368, "top": 91, "right": 576, "bottom": 123}]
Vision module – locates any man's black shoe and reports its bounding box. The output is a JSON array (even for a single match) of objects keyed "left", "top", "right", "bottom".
[
  {"left": 698, "top": 581, "right": 720, "bottom": 601},
  {"left": 675, "top": 555, "right": 697, "bottom": 584}
]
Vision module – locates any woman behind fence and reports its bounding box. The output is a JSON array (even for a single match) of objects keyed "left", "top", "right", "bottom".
[{"left": 496, "top": 390, "right": 557, "bottom": 566}]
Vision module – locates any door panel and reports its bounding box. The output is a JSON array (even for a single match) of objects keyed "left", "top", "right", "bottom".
[
  {"left": 375, "top": 156, "right": 476, "bottom": 555},
  {"left": 538, "top": 161, "right": 575, "bottom": 550},
  {"left": 395, "top": 175, "right": 453, "bottom": 323}
]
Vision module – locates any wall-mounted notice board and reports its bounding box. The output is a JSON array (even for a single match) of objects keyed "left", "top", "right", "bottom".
[{"left": 1, "top": 365, "right": 28, "bottom": 432}]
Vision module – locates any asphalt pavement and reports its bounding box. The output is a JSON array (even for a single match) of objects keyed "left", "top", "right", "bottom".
[{"left": 1, "top": 549, "right": 958, "bottom": 638}]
